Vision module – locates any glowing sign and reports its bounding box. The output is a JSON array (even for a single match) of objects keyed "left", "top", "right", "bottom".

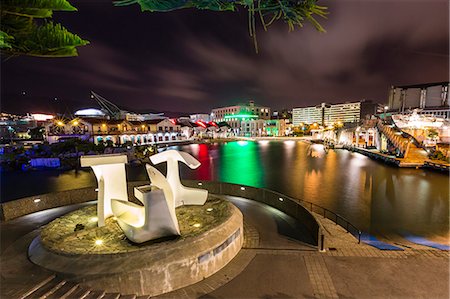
[{"left": 224, "top": 114, "right": 258, "bottom": 119}]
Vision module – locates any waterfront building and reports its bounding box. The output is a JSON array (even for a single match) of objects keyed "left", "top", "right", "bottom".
[
  {"left": 190, "top": 114, "right": 210, "bottom": 123},
  {"left": 239, "top": 119, "right": 290, "bottom": 137},
  {"left": 387, "top": 82, "right": 449, "bottom": 119},
  {"left": 45, "top": 117, "right": 182, "bottom": 145},
  {"left": 211, "top": 100, "right": 271, "bottom": 135},
  {"left": 292, "top": 100, "right": 377, "bottom": 127},
  {"left": 0, "top": 113, "right": 54, "bottom": 142}
]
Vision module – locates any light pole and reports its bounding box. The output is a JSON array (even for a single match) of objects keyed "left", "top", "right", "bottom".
[{"left": 383, "top": 106, "right": 389, "bottom": 120}]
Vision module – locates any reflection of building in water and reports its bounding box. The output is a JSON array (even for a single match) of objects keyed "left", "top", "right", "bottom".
[{"left": 387, "top": 82, "right": 449, "bottom": 119}]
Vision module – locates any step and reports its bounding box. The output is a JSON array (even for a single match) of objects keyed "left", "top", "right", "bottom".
[
  {"left": 84, "top": 290, "right": 106, "bottom": 299},
  {"left": 66, "top": 286, "right": 91, "bottom": 299},
  {"left": 135, "top": 296, "right": 151, "bottom": 299},
  {"left": 119, "top": 295, "right": 137, "bottom": 299},
  {"left": 19, "top": 275, "right": 57, "bottom": 299},
  {"left": 103, "top": 293, "right": 121, "bottom": 299},
  {"left": 23, "top": 278, "right": 64, "bottom": 299},
  {"left": 40, "top": 280, "right": 68, "bottom": 298},
  {"left": 48, "top": 281, "right": 79, "bottom": 298}
]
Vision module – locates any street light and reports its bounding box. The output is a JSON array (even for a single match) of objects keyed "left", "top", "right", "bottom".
[{"left": 383, "top": 106, "right": 389, "bottom": 120}]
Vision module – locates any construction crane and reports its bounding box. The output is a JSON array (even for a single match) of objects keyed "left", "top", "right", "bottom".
[{"left": 90, "top": 91, "right": 126, "bottom": 119}]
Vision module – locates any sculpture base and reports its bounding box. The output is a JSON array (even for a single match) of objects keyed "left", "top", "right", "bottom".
[{"left": 29, "top": 196, "right": 243, "bottom": 296}]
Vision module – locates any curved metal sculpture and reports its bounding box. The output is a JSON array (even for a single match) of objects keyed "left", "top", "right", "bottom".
[{"left": 150, "top": 150, "right": 208, "bottom": 207}]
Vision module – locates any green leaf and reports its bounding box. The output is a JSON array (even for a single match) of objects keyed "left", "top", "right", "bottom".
[
  {"left": 0, "top": 0, "right": 88, "bottom": 58},
  {"left": 2, "top": 0, "right": 77, "bottom": 12},
  {"left": 0, "top": 31, "right": 14, "bottom": 49}
]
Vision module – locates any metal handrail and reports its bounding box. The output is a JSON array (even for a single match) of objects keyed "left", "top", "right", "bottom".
[
  {"left": 189, "top": 180, "right": 362, "bottom": 244},
  {"left": 300, "top": 200, "right": 361, "bottom": 244},
  {"left": 266, "top": 188, "right": 361, "bottom": 243}
]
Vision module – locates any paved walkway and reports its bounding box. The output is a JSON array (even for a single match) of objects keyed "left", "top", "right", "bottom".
[{"left": 1, "top": 196, "right": 449, "bottom": 299}]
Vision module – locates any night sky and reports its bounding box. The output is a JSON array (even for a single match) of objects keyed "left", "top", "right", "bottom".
[{"left": 1, "top": 0, "right": 448, "bottom": 115}]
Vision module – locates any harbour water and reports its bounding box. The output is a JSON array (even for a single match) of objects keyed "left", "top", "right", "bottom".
[{"left": 1, "top": 140, "right": 448, "bottom": 242}]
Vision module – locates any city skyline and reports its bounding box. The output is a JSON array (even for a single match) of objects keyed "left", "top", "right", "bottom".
[{"left": 1, "top": 0, "right": 448, "bottom": 115}]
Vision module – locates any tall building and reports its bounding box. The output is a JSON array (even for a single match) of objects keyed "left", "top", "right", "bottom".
[
  {"left": 211, "top": 100, "right": 271, "bottom": 134},
  {"left": 292, "top": 101, "right": 375, "bottom": 127},
  {"left": 388, "top": 82, "right": 449, "bottom": 119}
]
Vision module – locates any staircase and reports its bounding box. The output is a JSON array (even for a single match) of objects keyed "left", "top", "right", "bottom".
[
  {"left": 376, "top": 119, "right": 428, "bottom": 161},
  {"left": 18, "top": 275, "right": 150, "bottom": 299}
]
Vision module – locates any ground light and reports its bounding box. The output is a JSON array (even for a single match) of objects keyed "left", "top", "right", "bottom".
[{"left": 94, "top": 239, "right": 103, "bottom": 246}]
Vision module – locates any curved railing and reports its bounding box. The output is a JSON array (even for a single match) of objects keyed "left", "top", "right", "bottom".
[
  {"left": 183, "top": 180, "right": 362, "bottom": 245},
  {"left": 1, "top": 179, "right": 362, "bottom": 246}
]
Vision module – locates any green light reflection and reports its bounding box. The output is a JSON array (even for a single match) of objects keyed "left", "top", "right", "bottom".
[{"left": 218, "top": 141, "right": 265, "bottom": 187}]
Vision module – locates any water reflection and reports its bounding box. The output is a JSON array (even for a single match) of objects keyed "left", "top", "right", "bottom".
[
  {"left": 218, "top": 141, "right": 264, "bottom": 187},
  {"left": 1, "top": 141, "right": 448, "bottom": 242}
]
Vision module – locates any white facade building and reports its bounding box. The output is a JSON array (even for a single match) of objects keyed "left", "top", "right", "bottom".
[
  {"left": 211, "top": 100, "right": 271, "bottom": 134},
  {"left": 293, "top": 101, "right": 362, "bottom": 127}
]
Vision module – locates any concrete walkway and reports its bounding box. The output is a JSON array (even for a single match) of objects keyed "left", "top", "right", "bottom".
[{"left": 1, "top": 197, "right": 449, "bottom": 299}]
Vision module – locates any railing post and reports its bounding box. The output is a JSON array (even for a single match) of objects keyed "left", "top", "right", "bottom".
[
  {"left": 358, "top": 231, "right": 361, "bottom": 244},
  {"left": 320, "top": 234, "right": 325, "bottom": 252}
]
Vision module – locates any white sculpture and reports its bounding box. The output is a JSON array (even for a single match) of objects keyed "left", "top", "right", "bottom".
[
  {"left": 111, "top": 165, "right": 180, "bottom": 243},
  {"left": 150, "top": 150, "right": 208, "bottom": 207},
  {"left": 80, "top": 154, "right": 128, "bottom": 227},
  {"left": 81, "top": 150, "right": 208, "bottom": 243}
]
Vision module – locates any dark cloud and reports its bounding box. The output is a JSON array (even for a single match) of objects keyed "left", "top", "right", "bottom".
[{"left": 1, "top": 0, "right": 448, "bottom": 114}]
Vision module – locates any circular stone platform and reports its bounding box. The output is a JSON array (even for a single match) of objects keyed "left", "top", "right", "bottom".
[{"left": 29, "top": 195, "right": 243, "bottom": 297}]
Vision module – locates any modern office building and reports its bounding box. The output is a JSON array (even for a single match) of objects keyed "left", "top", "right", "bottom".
[
  {"left": 388, "top": 82, "right": 449, "bottom": 119},
  {"left": 292, "top": 100, "right": 376, "bottom": 127},
  {"left": 211, "top": 100, "right": 271, "bottom": 134}
]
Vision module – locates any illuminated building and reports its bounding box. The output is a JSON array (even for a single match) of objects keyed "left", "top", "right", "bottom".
[
  {"left": 0, "top": 113, "right": 54, "bottom": 142},
  {"left": 211, "top": 100, "right": 271, "bottom": 134},
  {"left": 45, "top": 118, "right": 182, "bottom": 145},
  {"left": 292, "top": 100, "right": 376, "bottom": 127},
  {"left": 387, "top": 82, "right": 449, "bottom": 119},
  {"left": 190, "top": 114, "right": 210, "bottom": 123},
  {"left": 239, "top": 119, "right": 290, "bottom": 137}
]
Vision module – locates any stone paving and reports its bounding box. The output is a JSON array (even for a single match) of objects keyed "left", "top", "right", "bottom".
[
  {"left": 304, "top": 255, "right": 339, "bottom": 299},
  {"left": 1, "top": 195, "right": 449, "bottom": 299}
]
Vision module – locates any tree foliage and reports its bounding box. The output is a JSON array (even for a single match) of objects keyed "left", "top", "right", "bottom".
[
  {"left": 114, "top": 0, "right": 328, "bottom": 52},
  {"left": 0, "top": 0, "right": 89, "bottom": 58}
]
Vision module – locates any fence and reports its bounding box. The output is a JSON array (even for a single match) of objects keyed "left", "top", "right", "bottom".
[{"left": 183, "top": 180, "right": 362, "bottom": 245}]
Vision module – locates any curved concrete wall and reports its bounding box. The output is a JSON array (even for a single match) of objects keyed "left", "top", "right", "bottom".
[
  {"left": 1, "top": 180, "right": 321, "bottom": 247},
  {"left": 183, "top": 180, "right": 320, "bottom": 246},
  {"left": 0, "top": 181, "right": 149, "bottom": 221},
  {"left": 29, "top": 204, "right": 243, "bottom": 297}
]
